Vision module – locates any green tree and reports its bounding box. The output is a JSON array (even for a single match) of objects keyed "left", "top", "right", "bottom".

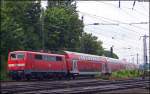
[
  {"left": 1, "top": 1, "right": 42, "bottom": 57},
  {"left": 47, "top": 0, "right": 76, "bottom": 8},
  {"left": 1, "top": 1, "right": 41, "bottom": 79},
  {"left": 43, "top": 7, "right": 83, "bottom": 51},
  {"left": 103, "top": 50, "right": 119, "bottom": 59},
  {"left": 79, "top": 32, "right": 104, "bottom": 55},
  {"left": 20, "top": 1, "right": 42, "bottom": 50}
]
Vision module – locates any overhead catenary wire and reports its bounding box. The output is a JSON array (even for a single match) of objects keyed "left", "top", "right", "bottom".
[
  {"left": 97, "top": 1, "right": 148, "bottom": 18},
  {"left": 85, "top": 26, "right": 141, "bottom": 47},
  {"left": 81, "top": 12, "right": 146, "bottom": 48},
  {"left": 83, "top": 11, "right": 148, "bottom": 34},
  {"left": 78, "top": 11, "right": 148, "bottom": 36},
  {"left": 93, "top": 1, "right": 149, "bottom": 30},
  {"left": 79, "top": 18, "right": 148, "bottom": 59},
  {"left": 77, "top": 1, "right": 149, "bottom": 60},
  {"left": 85, "top": 24, "right": 141, "bottom": 44}
]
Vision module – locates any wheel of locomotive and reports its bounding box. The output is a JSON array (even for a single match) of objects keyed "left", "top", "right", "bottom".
[
  {"left": 25, "top": 74, "right": 31, "bottom": 81},
  {"left": 11, "top": 75, "right": 18, "bottom": 80},
  {"left": 37, "top": 74, "right": 44, "bottom": 80},
  {"left": 14, "top": 74, "right": 22, "bottom": 80},
  {"left": 58, "top": 74, "right": 63, "bottom": 80}
]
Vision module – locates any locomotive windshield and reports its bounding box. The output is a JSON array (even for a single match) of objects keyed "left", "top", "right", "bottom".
[{"left": 10, "top": 53, "right": 24, "bottom": 60}]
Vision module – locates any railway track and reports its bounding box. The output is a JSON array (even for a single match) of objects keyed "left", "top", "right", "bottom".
[
  {"left": 1, "top": 78, "right": 150, "bottom": 94},
  {"left": 37, "top": 81, "right": 149, "bottom": 94}
]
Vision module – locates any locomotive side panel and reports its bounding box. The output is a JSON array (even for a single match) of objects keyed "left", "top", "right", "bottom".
[{"left": 29, "top": 53, "right": 67, "bottom": 76}]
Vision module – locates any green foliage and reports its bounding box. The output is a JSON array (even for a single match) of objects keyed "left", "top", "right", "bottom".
[
  {"left": 48, "top": 0, "right": 76, "bottom": 9},
  {"left": 111, "top": 70, "right": 142, "bottom": 79},
  {"left": 79, "top": 32, "right": 104, "bottom": 55},
  {"left": 103, "top": 50, "right": 119, "bottom": 59},
  {"left": 1, "top": 1, "right": 41, "bottom": 80},
  {"left": 43, "top": 7, "right": 84, "bottom": 51},
  {"left": 1, "top": 1, "right": 42, "bottom": 58},
  {"left": 0, "top": 70, "right": 9, "bottom": 80}
]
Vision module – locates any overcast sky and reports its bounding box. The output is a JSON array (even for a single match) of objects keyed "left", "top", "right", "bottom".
[
  {"left": 76, "top": 1, "right": 149, "bottom": 64},
  {"left": 41, "top": 1, "right": 149, "bottom": 64}
]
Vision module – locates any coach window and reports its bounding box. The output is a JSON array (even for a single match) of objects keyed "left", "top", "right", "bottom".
[{"left": 35, "top": 54, "right": 43, "bottom": 60}]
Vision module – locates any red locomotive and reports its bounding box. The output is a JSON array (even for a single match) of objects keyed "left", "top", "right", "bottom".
[{"left": 8, "top": 50, "right": 138, "bottom": 80}]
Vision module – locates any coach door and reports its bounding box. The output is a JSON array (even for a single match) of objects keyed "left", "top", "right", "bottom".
[
  {"left": 102, "top": 63, "right": 111, "bottom": 74},
  {"left": 72, "top": 59, "right": 78, "bottom": 74},
  {"left": 102, "top": 63, "right": 106, "bottom": 74}
]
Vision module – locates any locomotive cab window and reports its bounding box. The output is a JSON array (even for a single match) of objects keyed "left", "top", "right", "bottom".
[
  {"left": 17, "top": 53, "right": 24, "bottom": 59},
  {"left": 10, "top": 53, "right": 24, "bottom": 60},
  {"left": 10, "top": 54, "right": 16, "bottom": 60}
]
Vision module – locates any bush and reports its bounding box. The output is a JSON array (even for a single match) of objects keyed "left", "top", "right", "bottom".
[
  {"left": 0, "top": 60, "right": 9, "bottom": 80},
  {"left": 111, "top": 70, "right": 142, "bottom": 79},
  {"left": 0, "top": 71, "right": 9, "bottom": 80}
]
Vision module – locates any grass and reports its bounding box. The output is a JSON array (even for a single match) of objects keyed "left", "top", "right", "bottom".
[
  {"left": 0, "top": 70, "right": 144, "bottom": 81},
  {"left": 95, "top": 70, "right": 143, "bottom": 80},
  {"left": 111, "top": 70, "right": 142, "bottom": 79},
  {"left": 0, "top": 59, "right": 10, "bottom": 81},
  {"left": 0, "top": 71, "right": 9, "bottom": 80}
]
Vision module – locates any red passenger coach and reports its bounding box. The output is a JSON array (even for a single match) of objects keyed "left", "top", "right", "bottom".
[{"left": 64, "top": 51, "right": 108, "bottom": 76}]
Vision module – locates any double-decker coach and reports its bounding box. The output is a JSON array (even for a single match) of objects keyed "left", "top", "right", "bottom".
[{"left": 64, "top": 51, "right": 107, "bottom": 77}]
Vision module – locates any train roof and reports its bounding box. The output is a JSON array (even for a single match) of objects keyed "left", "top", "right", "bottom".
[
  {"left": 64, "top": 51, "right": 129, "bottom": 63},
  {"left": 64, "top": 51, "right": 107, "bottom": 61},
  {"left": 64, "top": 51, "right": 105, "bottom": 58},
  {"left": 106, "top": 57, "right": 123, "bottom": 62},
  {"left": 10, "top": 51, "right": 65, "bottom": 57}
]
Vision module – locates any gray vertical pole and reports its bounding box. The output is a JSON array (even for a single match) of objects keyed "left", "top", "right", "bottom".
[
  {"left": 143, "top": 35, "right": 148, "bottom": 65},
  {"left": 137, "top": 53, "right": 139, "bottom": 64},
  {"left": 132, "top": 0, "right": 136, "bottom": 10},
  {"left": 41, "top": 8, "right": 45, "bottom": 50},
  {"left": 141, "top": 35, "right": 149, "bottom": 79},
  {"left": 149, "top": 25, "right": 150, "bottom": 64},
  {"left": 81, "top": 16, "right": 84, "bottom": 22},
  {"left": 110, "top": 46, "right": 113, "bottom": 57},
  {"left": 136, "top": 53, "right": 139, "bottom": 64},
  {"left": 119, "top": 0, "right": 121, "bottom": 8},
  {"left": 143, "top": 35, "right": 146, "bottom": 71},
  {"left": 136, "top": 53, "right": 139, "bottom": 76}
]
